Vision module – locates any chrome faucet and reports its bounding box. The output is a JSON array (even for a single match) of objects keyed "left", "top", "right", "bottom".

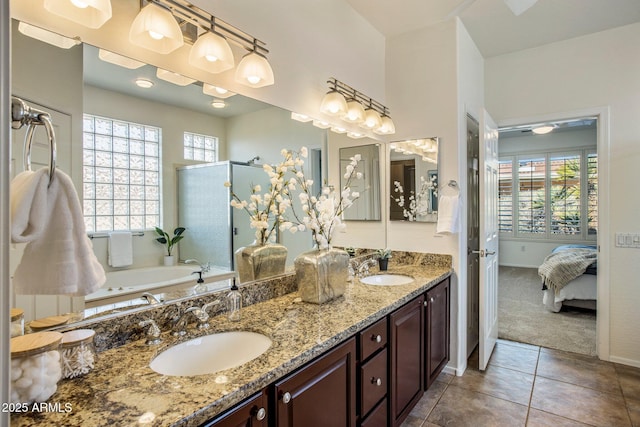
[
  {"left": 185, "top": 258, "right": 211, "bottom": 273},
  {"left": 351, "top": 258, "right": 378, "bottom": 278},
  {"left": 140, "top": 292, "right": 161, "bottom": 305},
  {"left": 172, "top": 301, "right": 220, "bottom": 336},
  {"left": 139, "top": 319, "right": 162, "bottom": 345}
]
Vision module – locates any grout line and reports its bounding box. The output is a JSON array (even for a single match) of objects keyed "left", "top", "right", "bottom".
[{"left": 524, "top": 346, "right": 541, "bottom": 426}]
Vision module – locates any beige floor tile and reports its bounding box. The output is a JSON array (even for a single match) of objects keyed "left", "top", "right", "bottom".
[
  {"left": 526, "top": 408, "right": 593, "bottom": 426},
  {"left": 537, "top": 348, "right": 621, "bottom": 395},
  {"left": 616, "top": 363, "right": 640, "bottom": 401},
  {"left": 498, "top": 339, "right": 541, "bottom": 352},
  {"left": 427, "top": 384, "right": 528, "bottom": 427},
  {"left": 434, "top": 370, "right": 454, "bottom": 385},
  {"left": 451, "top": 364, "right": 534, "bottom": 405},
  {"left": 409, "top": 380, "right": 448, "bottom": 420},
  {"left": 627, "top": 398, "right": 640, "bottom": 427},
  {"left": 488, "top": 341, "right": 539, "bottom": 375},
  {"left": 400, "top": 414, "right": 425, "bottom": 427},
  {"left": 531, "top": 376, "right": 631, "bottom": 427}
]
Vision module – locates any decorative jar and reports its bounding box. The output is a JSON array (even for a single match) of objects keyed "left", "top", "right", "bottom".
[
  {"left": 235, "top": 241, "right": 287, "bottom": 283},
  {"left": 10, "top": 331, "right": 63, "bottom": 404},
  {"left": 294, "top": 247, "right": 349, "bottom": 304},
  {"left": 11, "top": 308, "right": 24, "bottom": 338},
  {"left": 60, "top": 329, "right": 97, "bottom": 379}
]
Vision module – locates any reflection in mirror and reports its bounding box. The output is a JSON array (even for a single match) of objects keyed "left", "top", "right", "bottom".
[
  {"left": 9, "top": 20, "right": 320, "bottom": 329},
  {"left": 389, "top": 138, "right": 439, "bottom": 222},
  {"left": 339, "top": 144, "right": 381, "bottom": 221}
]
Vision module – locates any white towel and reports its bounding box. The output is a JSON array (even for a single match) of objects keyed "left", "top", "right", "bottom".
[
  {"left": 436, "top": 194, "right": 460, "bottom": 234},
  {"left": 11, "top": 168, "right": 106, "bottom": 296},
  {"left": 108, "top": 231, "right": 133, "bottom": 267}
]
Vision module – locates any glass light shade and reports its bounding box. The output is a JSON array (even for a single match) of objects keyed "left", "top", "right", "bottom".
[
  {"left": 347, "top": 131, "right": 365, "bottom": 139},
  {"left": 44, "top": 0, "right": 112, "bottom": 29},
  {"left": 234, "top": 51, "right": 275, "bottom": 88},
  {"left": 98, "top": 49, "right": 145, "bottom": 69},
  {"left": 330, "top": 125, "right": 347, "bottom": 134},
  {"left": 189, "top": 32, "right": 234, "bottom": 73},
  {"left": 532, "top": 125, "right": 555, "bottom": 134},
  {"left": 202, "top": 84, "right": 236, "bottom": 98},
  {"left": 129, "top": 3, "right": 184, "bottom": 54},
  {"left": 291, "top": 112, "right": 313, "bottom": 122},
  {"left": 312, "top": 119, "right": 331, "bottom": 129},
  {"left": 156, "top": 68, "right": 196, "bottom": 86},
  {"left": 374, "top": 115, "right": 396, "bottom": 135},
  {"left": 17, "top": 22, "right": 81, "bottom": 49},
  {"left": 360, "top": 108, "right": 382, "bottom": 130},
  {"left": 342, "top": 99, "right": 365, "bottom": 124},
  {"left": 320, "top": 90, "right": 347, "bottom": 117}
]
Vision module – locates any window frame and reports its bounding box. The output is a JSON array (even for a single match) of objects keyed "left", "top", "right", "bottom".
[
  {"left": 183, "top": 131, "right": 219, "bottom": 163},
  {"left": 499, "top": 147, "right": 597, "bottom": 242}
]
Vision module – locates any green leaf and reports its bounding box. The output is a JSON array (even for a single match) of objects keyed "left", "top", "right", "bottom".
[
  {"left": 171, "top": 235, "right": 185, "bottom": 245},
  {"left": 174, "top": 227, "right": 186, "bottom": 236},
  {"left": 156, "top": 237, "right": 167, "bottom": 244},
  {"left": 154, "top": 226, "right": 165, "bottom": 237}
]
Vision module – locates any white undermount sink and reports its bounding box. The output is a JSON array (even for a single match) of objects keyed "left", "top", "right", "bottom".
[
  {"left": 359, "top": 274, "right": 414, "bottom": 286},
  {"left": 150, "top": 331, "right": 272, "bottom": 376}
]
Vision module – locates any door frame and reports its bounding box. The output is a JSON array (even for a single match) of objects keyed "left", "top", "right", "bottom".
[{"left": 495, "top": 106, "right": 610, "bottom": 360}]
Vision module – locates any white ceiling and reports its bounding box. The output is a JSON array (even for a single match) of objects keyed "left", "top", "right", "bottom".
[{"left": 346, "top": 0, "right": 640, "bottom": 57}]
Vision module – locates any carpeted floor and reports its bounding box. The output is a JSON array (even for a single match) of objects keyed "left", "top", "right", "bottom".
[{"left": 498, "top": 266, "right": 597, "bottom": 356}]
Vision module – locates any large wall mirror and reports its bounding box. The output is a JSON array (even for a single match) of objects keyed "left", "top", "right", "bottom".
[
  {"left": 339, "top": 144, "right": 381, "bottom": 221},
  {"left": 9, "top": 12, "right": 325, "bottom": 328},
  {"left": 389, "top": 138, "right": 439, "bottom": 222}
]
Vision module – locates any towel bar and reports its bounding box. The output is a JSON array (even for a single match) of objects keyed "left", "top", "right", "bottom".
[{"left": 88, "top": 231, "right": 145, "bottom": 239}]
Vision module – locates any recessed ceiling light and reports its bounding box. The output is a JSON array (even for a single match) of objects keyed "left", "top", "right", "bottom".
[
  {"left": 532, "top": 125, "right": 555, "bottom": 135},
  {"left": 291, "top": 112, "right": 313, "bottom": 122},
  {"left": 211, "top": 99, "right": 226, "bottom": 109},
  {"left": 135, "top": 78, "right": 154, "bottom": 89}
]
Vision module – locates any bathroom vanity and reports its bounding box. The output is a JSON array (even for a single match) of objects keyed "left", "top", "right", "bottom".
[{"left": 11, "top": 254, "right": 451, "bottom": 427}]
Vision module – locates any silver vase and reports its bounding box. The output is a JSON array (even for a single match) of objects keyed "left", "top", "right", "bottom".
[
  {"left": 294, "top": 247, "right": 349, "bottom": 304},
  {"left": 235, "top": 241, "right": 288, "bottom": 283}
]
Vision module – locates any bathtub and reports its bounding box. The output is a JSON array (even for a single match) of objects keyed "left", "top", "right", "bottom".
[{"left": 84, "top": 265, "right": 235, "bottom": 308}]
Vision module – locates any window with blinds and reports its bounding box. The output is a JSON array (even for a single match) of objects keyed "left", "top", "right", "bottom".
[
  {"left": 498, "top": 149, "right": 597, "bottom": 240},
  {"left": 82, "top": 115, "right": 161, "bottom": 232}
]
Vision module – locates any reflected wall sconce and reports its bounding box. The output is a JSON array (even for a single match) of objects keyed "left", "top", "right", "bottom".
[
  {"left": 156, "top": 68, "right": 196, "bottom": 86},
  {"left": 203, "top": 84, "right": 236, "bottom": 98},
  {"left": 17, "top": 22, "right": 81, "bottom": 49},
  {"left": 291, "top": 112, "right": 313, "bottom": 123},
  {"left": 43, "top": 0, "right": 112, "bottom": 29},
  {"left": 99, "top": 49, "right": 146, "bottom": 69},
  {"left": 320, "top": 78, "right": 395, "bottom": 135},
  {"left": 130, "top": 0, "right": 273, "bottom": 88}
]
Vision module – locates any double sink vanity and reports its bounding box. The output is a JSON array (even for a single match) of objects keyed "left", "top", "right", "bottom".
[{"left": 11, "top": 252, "right": 451, "bottom": 427}]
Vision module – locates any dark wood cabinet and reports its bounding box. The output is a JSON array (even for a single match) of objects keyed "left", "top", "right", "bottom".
[
  {"left": 274, "top": 337, "right": 357, "bottom": 427},
  {"left": 425, "top": 277, "right": 451, "bottom": 389},
  {"left": 200, "top": 389, "right": 268, "bottom": 427},
  {"left": 389, "top": 295, "right": 424, "bottom": 427}
]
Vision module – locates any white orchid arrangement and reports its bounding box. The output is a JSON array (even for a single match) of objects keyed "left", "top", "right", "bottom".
[
  {"left": 392, "top": 174, "right": 438, "bottom": 221},
  {"left": 279, "top": 147, "right": 363, "bottom": 250},
  {"left": 224, "top": 151, "right": 294, "bottom": 245}
]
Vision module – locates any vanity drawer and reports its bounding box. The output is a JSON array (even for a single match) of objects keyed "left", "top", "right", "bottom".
[
  {"left": 361, "top": 398, "right": 387, "bottom": 427},
  {"left": 359, "top": 317, "right": 387, "bottom": 360},
  {"left": 360, "top": 347, "right": 387, "bottom": 417}
]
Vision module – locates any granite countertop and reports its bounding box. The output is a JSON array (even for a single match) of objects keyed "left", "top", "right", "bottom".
[{"left": 11, "top": 263, "right": 451, "bottom": 427}]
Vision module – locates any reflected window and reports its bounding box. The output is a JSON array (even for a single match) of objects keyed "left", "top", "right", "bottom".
[
  {"left": 183, "top": 131, "right": 218, "bottom": 163},
  {"left": 82, "top": 114, "right": 161, "bottom": 232}
]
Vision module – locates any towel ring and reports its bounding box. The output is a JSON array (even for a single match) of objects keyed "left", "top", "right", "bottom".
[{"left": 12, "top": 97, "right": 57, "bottom": 187}]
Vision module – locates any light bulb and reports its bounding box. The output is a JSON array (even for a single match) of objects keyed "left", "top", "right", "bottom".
[
  {"left": 148, "top": 30, "right": 164, "bottom": 40},
  {"left": 205, "top": 54, "right": 218, "bottom": 62},
  {"left": 247, "top": 75, "right": 261, "bottom": 85},
  {"left": 70, "top": 0, "right": 88, "bottom": 8}
]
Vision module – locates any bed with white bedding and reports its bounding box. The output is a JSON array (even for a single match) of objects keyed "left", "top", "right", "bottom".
[{"left": 539, "top": 245, "right": 597, "bottom": 313}]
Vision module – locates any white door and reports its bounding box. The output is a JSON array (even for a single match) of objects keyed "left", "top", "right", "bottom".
[{"left": 478, "top": 110, "right": 500, "bottom": 370}]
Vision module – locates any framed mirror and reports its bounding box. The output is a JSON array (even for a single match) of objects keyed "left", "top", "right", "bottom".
[
  {"left": 389, "top": 137, "right": 439, "bottom": 222},
  {"left": 339, "top": 144, "right": 381, "bottom": 221}
]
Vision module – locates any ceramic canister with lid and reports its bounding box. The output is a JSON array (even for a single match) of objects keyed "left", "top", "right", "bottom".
[
  {"left": 10, "top": 308, "right": 24, "bottom": 338},
  {"left": 10, "top": 331, "right": 63, "bottom": 404},
  {"left": 60, "top": 329, "right": 97, "bottom": 379}
]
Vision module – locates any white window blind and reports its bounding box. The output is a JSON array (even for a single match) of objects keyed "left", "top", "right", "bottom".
[{"left": 498, "top": 159, "right": 513, "bottom": 233}]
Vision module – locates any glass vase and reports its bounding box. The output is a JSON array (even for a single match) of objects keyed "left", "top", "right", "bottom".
[
  {"left": 235, "top": 241, "right": 288, "bottom": 283},
  {"left": 294, "top": 247, "right": 349, "bottom": 304}
]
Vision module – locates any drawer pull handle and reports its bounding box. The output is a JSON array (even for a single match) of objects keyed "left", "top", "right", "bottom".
[
  {"left": 282, "top": 392, "right": 291, "bottom": 404},
  {"left": 256, "top": 407, "right": 266, "bottom": 421},
  {"left": 371, "top": 377, "right": 382, "bottom": 386},
  {"left": 372, "top": 334, "right": 382, "bottom": 343}
]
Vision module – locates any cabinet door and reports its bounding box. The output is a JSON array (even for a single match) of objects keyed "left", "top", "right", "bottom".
[
  {"left": 425, "top": 277, "right": 451, "bottom": 389},
  {"left": 389, "top": 296, "right": 424, "bottom": 427},
  {"left": 275, "top": 338, "right": 356, "bottom": 427},
  {"left": 201, "top": 389, "right": 268, "bottom": 427}
]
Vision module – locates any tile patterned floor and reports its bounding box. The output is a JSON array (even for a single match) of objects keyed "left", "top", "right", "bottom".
[{"left": 401, "top": 339, "right": 640, "bottom": 427}]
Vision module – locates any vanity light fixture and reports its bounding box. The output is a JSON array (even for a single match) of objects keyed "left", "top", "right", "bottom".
[
  {"left": 347, "top": 131, "right": 366, "bottom": 139},
  {"left": 202, "top": 84, "right": 236, "bottom": 98},
  {"left": 189, "top": 25, "right": 235, "bottom": 73},
  {"left": 129, "top": 2, "right": 184, "bottom": 54},
  {"left": 235, "top": 41, "right": 275, "bottom": 88},
  {"left": 43, "top": 0, "right": 112, "bottom": 29},
  {"left": 330, "top": 125, "right": 347, "bottom": 134},
  {"left": 135, "top": 78, "right": 154, "bottom": 88},
  {"left": 321, "top": 78, "right": 395, "bottom": 134},
  {"left": 312, "top": 119, "right": 331, "bottom": 129},
  {"left": 156, "top": 68, "right": 196, "bottom": 86},
  {"left": 210, "top": 99, "right": 226, "bottom": 109},
  {"left": 532, "top": 125, "right": 555, "bottom": 135},
  {"left": 98, "top": 49, "right": 145, "bottom": 69},
  {"left": 17, "top": 22, "right": 81, "bottom": 49},
  {"left": 291, "top": 112, "right": 313, "bottom": 123}
]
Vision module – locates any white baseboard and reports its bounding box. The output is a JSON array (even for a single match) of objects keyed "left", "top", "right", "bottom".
[
  {"left": 443, "top": 364, "right": 461, "bottom": 377},
  {"left": 499, "top": 263, "right": 539, "bottom": 269},
  {"left": 609, "top": 355, "right": 640, "bottom": 369}
]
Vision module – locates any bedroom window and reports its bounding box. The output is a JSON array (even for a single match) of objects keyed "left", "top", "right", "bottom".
[
  {"left": 183, "top": 132, "right": 218, "bottom": 162},
  {"left": 82, "top": 115, "right": 161, "bottom": 233},
  {"left": 499, "top": 149, "right": 597, "bottom": 240}
]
